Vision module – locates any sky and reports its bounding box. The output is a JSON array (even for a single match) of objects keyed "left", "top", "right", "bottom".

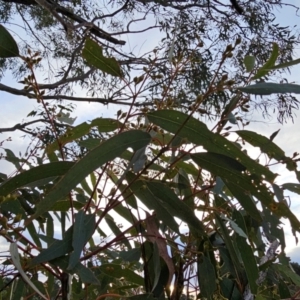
[{"left": 0, "top": 0, "right": 300, "bottom": 264}]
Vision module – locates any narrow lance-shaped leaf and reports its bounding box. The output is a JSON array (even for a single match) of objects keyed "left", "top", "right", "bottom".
[
  {"left": 0, "top": 162, "right": 74, "bottom": 196},
  {"left": 238, "top": 82, "right": 300, "bottom": 95},
  {"left": 82, "top": 38, "right": 122, "bottom": 77},
  {"left": 0, "top": 25, "right": 19, "bottom": 57},
  {"left": 147, "top": 110, "right": 275, "bottom": 182},
  {"left": 28, "top": 130, "right": 151, "bottom": 222},
  {"left": 233, "top": 210, "right": 259, "bottom": 294},
  {"left": 68, "top": 211, "right": 96, "bottom": 270},
  {"left": 270, "top": 57, "right": 300, "bottom": 70},
  {"left": 197, "top": 255, "right": 217, "bottom": 300},
  {"left": 145, "top": 181, "right": 206, "bottom": 235},
  {"left": 237, "top": 130, "right": 298, "bottom": 175},
  {"left": 30, "top": 226, "right": 73, "bottom": 266},
  {"left": 127, "top": 175, "right": 180, "bottom": 234}
]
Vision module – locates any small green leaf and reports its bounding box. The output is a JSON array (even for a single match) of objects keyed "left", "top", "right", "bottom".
[
  {"left": 244, "top": 55, "right": 256, "bottom": 72},
  {"left": 238, "top": 82, "right": 300, "bottom": 95},
  {"left": 0, "top": 25, "right": 19, "bottom": 57},
  {"left": 82, "top": 38, "right": 122, "bottom": 77},
  {"left": 252, "top": 43, "right": 279, "bottom": 79}
]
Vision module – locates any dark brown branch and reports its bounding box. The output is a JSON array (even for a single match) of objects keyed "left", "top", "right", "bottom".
[
  {"left": 2, "top": 0, "right": 126, "bottom": 45},
  {"left": 0, "top": 119, "right": 70, "bottom": 134}
]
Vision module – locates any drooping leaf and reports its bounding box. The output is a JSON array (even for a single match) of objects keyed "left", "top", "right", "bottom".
[
  {"left": 51, "top": 255, "right": 100, "bottom": 285},
  {"left": 145, "top": 181, "right": 206, "bottom": 235},
  {"left": 0, "top": 162, "right": 74, "bottom": 196},
  {"left": 281, "top": 183, "right": 300, "bottom": 195},
  {"left": 0, "top": 25, "right": 19, "bottom": 57},
  {"left": 252, "top": 43, "right": 279, "bottom": 79},
  {"left": 68, "top": 211, "right": 95, "bottom": 270},
  {"left": 233, "top": 211, "right": 259, "bottom": 294},
  {"left": 105, "top": 215, "right": 132, "bottom": 249},
  {"left": 82, "top": 38, "right": 122, "bottom": 77},
  {"left": 147, "top": 110, "right": 275, "bottom": 182},
  {"left": 29, "top": 131, "right": 151, "bottom": 221},
  {"left": 237, "top": 130, "right": 297, "bottom": 172},
  {"left": 215, "top": 214, "right": 244, "bottom": 278},
  {"left": 93, "top": 118, "right": 122, "bottom": 132},
  {"left": 244, "top": 55, "right": 256, "bottom": 72},
  {"left": 270, "top": 57, "right": 300, "bottom": 70},
  {"left": 197, "top": 255, "right": 217, "bottom": 300},
  {"left": 238, "top": 82, "right": 300, "bottom": 95},
  {"left": 30, "top": 226, "right": 73, "bottom": 266},
  {"left": 127, "top": 175, "right": 180, "bottom": 233},
  {"left": 10, "top": 243, "right": 47, "bottom": 300}
]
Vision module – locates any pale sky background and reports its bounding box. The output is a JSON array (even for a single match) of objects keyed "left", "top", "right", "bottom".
[{"left": 0, "top": 0, "right": 300, "bottom": 263}]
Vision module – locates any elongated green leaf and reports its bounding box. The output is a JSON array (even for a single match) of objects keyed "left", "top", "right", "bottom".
[
  {"left": 215, "top": 214, "right": 244, "bottom": 279},
  {"left": 0, "top": 25, "right": 19, "bottom": 57},
  {"left": 0, "top": 162, "right": 74, "bottom": 196},
  {"left": 282, "top": 183, "right": 300, "bottom": 194},
  {"left": 275, "top": 264, "right": 300, "bottom": 286},
  {"left": 30, "top": 226, "right": 73, "bottom": 266},
  {"left": 68, "top": 211, "right": 95, "bottom": 270},
  {"left": 27, "top": 222, "right": 42, "bottom": 248},
  {"left": 127, "top": 294, "right": 156, "bottom": 300},
  {"left": 29, "top": 131, "right": 151, "bottom": 221},
  {"left": 105, "top": 215, "right": 132, "bottom": 249},
  {"left": 197, "top": 255, "right": 216, "bottom": 300},
  {"left": 145, "top": 181, "right": 206, "bottom": 235},
  {"left": 191, "top": 152, "right": 272, "bottom": 212},
  {"left": 10, "top": 243, "right": 47, "bottom": 300},
  {"left": 127, "top": 176, "right": 180, "bottom": 234},
  {"left": 233, "top": 211, "right": 259, "bottom": 294},
  {"left": 51, "top": 256, "right": 100, "bottom": 285},
  {"left": 237, "top": 130, "right": 296, "bottom": 172},
  {"left": 82, "top": 38, "right": 122, "bottom": 77},
  {"left": 252, "top": 43, "right": 279, "bottom": 79},
  {"left": 270, "top": 57, "right": 300, "bottom": 70},
  {"left": 46, "top": 122, "right": 93, "bottom": 153},
  {"left": 152, "top": 242, "right": 161, "bottom": 292},
  {"left": 51, "top": 200, "right": 84, "bottom": 211},
  {"left": 99, "top": 263, "right": 144, "bottom": 286},
  {"left": 238, "top": 82, "right": 300, "bottom": 95},
  {"left": 93, "top": 118, "right": 122, "bottom": 132},
  {"left": 244, "top": 55, "right": 256, "bottom": 72},
  {"left": 147, "top": 110, "right": 275, "bottom": 182}
]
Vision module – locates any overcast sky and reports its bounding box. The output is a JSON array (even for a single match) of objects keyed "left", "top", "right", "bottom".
[{"left": 0, "top": 0, "right": 300, "bottom": 262}]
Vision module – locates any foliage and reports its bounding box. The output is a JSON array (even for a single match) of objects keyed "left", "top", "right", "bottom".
[
  {"left": 0, "top": 0, "right": 300, "bottom": 121},
  {"left": 0, "top": 21, "right": 300, "bottom": 299}
]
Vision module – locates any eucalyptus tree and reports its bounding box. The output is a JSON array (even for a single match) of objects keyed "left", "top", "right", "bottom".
[
  {"left": 1, "top": 1, "right": 300, "bottom": 300},
  {"left": 0, "top": 0, "right": 299, "bottom": 121}
]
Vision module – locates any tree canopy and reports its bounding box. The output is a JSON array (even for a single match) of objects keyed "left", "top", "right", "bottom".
[{"left": 1, "top": 0, "right": 300, "bottom": 299}]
